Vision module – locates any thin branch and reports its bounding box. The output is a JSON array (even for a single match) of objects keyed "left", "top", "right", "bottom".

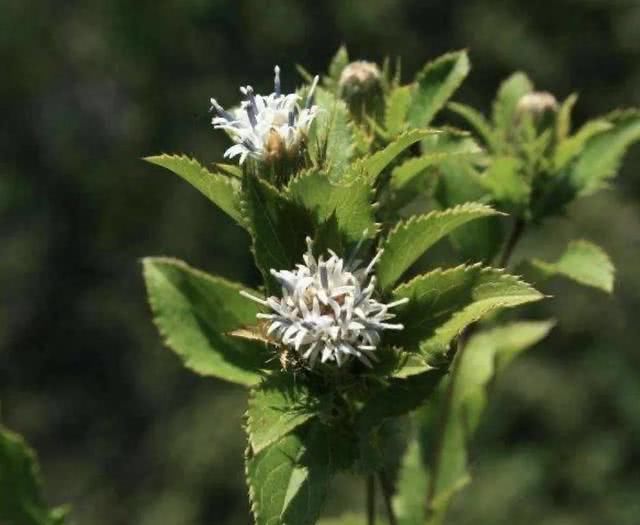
[
  {"left": 366, "top": 474, "right": 376, "bottom": 525},
  {"left": 378, "top": 471, "right": 398, "bottom": 525},
  {"left": 497, "top": 216, "right": 526, "bottom": 269}
]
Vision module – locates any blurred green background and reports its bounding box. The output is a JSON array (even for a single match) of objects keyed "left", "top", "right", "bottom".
[{"left": 1, "top": 0, "right": 640, "bottom": 524}]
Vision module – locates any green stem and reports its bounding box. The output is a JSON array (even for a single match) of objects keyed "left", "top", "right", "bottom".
[
  {"left": 367, "top": 475, "right": 376, "bottom": 525},
  {"left": 497, "top": 216, "right": 526, "bottom": 269},
  {"left": 378, "top": 471, "right": 398, "bottom": 525}
]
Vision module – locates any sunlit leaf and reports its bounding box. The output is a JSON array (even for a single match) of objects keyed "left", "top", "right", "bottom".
[
  {"left": 408, "top": 51, "right": 470, "bottom": 127},
  {"left": 377, "top": 203, "right": 501, "bottom": 291},
  {"left": 144, "top": 154, "right": 244, "bottom": 225},
  {"left": 143, "top": 257, "right": 267, "bottom": 386}
]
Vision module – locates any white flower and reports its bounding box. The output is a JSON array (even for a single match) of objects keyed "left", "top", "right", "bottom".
[
  {"left": 210, "top": 66, "right": 320, "bottom": 164},
  {"left": 240, "top": 238, "right": 408, "bottom": 368}
]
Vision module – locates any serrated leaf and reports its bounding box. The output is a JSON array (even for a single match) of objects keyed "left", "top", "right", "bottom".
[
  {"left": 309, "top": 88, "right": 355, "bottom": 182},
  {"left": 247, "top": 422, "right": 339, "bottom": 525},
  {"left": 286, "top": 169, "right": 376, "bottom": 242},
  {"left": 0, "top": 426, "right": 68, "bottom": 525},
  {"left": 247, "top": 376, "right": 317, "bottom": 455},
  {"left": 390, "top": 134, "right": 483, "bottom": 192},
  {"left": 555, "top": 93, "right": 578, "bottom": 143},
  {"left": 525, "top": 240, "right": 615, "bottom": 293},
  {"left": 357, "top": 369, "right": 445, "bottom": 433},
  {"left": 385, "top": 85, "right": 414, "bottom": 136},
  {"left": 390, "top": 264, "right": 544, "bottom": 355},
  {"left": 215, "top": 162, "right": 243, "bottom": 178},
  {"left": 492, "top": 72, "right": 533, "bottom": 137},
  {"left": 393, "top": 438, "right": 430, "bottom": 525},
  {"left": 377, "top": 203, "right": 501, "bottom": 291},
  {"left": 434, "top": 159, "right": 504, "bottom": 262},
  {"left": 568, "top": 110, "right": 640, "bottom": 195},
  {"left": 553, "top": 119, "right": 612, "bottom": 169},
  {"left": 480, "top": 156, "right": 529, "bottom": 211},
  {"left": 143, "top": 257, "right": 266, "bottom": 386},
  {"left": 362, "top": 128, "right": 440, "bottom": 183},
  {"left": 144, "top": 154, "right": 244, "bottom": 225},
  {"left": 447, "top": 101, "right": 499, "bottom": 151},
  {"left": 424, "top": 321, "right": 554, "bottom": 522},
  {"left": 408, "top": 51, "right": 470, "bottom": 128},
  {"left": 243, "top": 174, "right": 313, "bottom": 294},
  {"left": 327, "top": 45, "right": 349, "bottom": 87}
]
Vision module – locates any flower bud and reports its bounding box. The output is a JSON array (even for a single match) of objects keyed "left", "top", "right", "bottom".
[
  {"left": 338, "top": 61, "right": 384, "bottom": 121},
  {"left": 515, "top": 91, "right": 559, "bottom": 134},
  {"left": 516, "top": 91, "right": 558, "bottom": 118}
]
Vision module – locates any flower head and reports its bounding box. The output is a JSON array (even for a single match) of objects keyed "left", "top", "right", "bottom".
[
  {"left": 210, "top": 66, "right": 319, "bottom": 164},
  {"left": 240, "top": 238, "right": 408, "bottom": 369}
]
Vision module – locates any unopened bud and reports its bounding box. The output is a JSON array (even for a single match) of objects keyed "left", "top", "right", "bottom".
[
  {"left": 338, "top": 61, "right": 384, "bottom": 121},
  {"left": 516, "top": 92, "right": 559, "bottom": 117},
  {"left": 339, "top": 61, "right": 381, "bottom": 93}
]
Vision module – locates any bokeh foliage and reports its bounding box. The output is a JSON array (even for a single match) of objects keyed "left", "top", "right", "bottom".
[{"left": 1, "top": 1, "right": 640, "bottom": 524}]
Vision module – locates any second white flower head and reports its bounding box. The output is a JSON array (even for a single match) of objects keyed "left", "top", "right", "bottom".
[
  {"left": 210, "top": 66, "right": 319, "bottom": 164},
  {"left": 241, "top": 238, "right": 408, "bottom": 369}
]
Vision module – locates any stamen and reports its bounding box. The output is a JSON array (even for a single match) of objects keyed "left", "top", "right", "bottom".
[
  {"left": 364, "top": 249, "right": 384, "bottom": 275},
  {"left": 274, "top": 65, "right": 281, "bottom": 96},
  {"left": 239, "top": 290, "right": 269, "bottom": 306},
  {"left": 209, "top": 98, "right": 235, "bottom": 121}
]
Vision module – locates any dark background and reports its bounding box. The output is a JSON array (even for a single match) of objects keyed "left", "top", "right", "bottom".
[{"left": 2, "top": 1, "right": 640, "bottom": 524}]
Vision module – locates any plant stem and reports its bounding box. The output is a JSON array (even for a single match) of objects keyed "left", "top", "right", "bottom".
[
  {"left": 497, "top": 216, "right": 526, "bottom": 269},
  {"left": 367, "top": 475, "right": 376, "bottom": 525},
  {"left": 378, "top": 471, "right": 398, "bottom": 525}
]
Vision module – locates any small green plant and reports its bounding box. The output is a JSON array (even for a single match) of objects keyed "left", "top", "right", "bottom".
[
  {"left": 4, "top": 47, "right": 636, "bottom": 525},
  {"left": 141, "top": 47, "right": 638, "bottom": 525}
]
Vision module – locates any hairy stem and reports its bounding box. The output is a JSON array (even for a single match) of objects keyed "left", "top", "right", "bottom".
[
  {"left": 378, "top": 471, "right": 398, "bottom": 525},
  {"left": 367, "top": 475, "right": 376, "bottom": 525}
]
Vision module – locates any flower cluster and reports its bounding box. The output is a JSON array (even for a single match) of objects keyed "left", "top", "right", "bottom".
[
  {"left": 241, "top": 238, "right": 407, "bottom": 368},
  {"left": 210, "top": 66, "right": 319, "bottom": 164}
]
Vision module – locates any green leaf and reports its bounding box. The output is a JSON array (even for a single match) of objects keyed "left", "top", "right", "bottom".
[
  {"left": 243, "top": 174, "right": 313, "bottom": 293},
  {"left": 408, "top": 51, "right": 470, "bottom": 128},
  {"left": 393, "top": 437, "right": 430, "bottom": 525},
  {"left": 424, "top": 321, "right": 554, "bottom": 522},
  {"left": 553, "top": 119, "right": 612, "bottom": 169},
  {"left": 525, "top": 240, "right": 615, "bottom": 293},
  {"left": 377, "top": 203, "right": 501, "bottom": 291},
  {"left": 361, "top": 128, "right": 440, "bottom": 182},
  {"left": 357, "top": 369, "right": 446, "bottom": 433},
  {"left": 0, "top": 426, "right": 68, "bottom": 525},
  {"left": 568, "top": 109, "right": 640, "bottom": 195},
  {"left": 447, "top": 101, "right": 499, "bottom": 151},
  {"left": 247, "top": 422, "right": 340, "bottom": 525},
  {"left": 143, "top": 257, "right": 266, "bottom": 386},
  {"left": 555, "top": 93, "right": 578, "bottom": 143},
  {"left": 318, "top": 514, "right": 364, "bottom": 525},
  {"left": 247, "top": 377, "right": 317, "bottom": 455},
  {"left": 327, "top": 45, "right": 349, "bottom": 86},
  {"left": 309, "top": 88, "right": 355, "bottom": 182},
  {"left": 391, "top": 264, "right": 544, "bottom": 355},
  {"left": 144, "top": 154, "right": 244, "bottom": 225},
  {"left": 434, "top": 159, "right": 504, "bottom": 262},
  {"left": 385, "top": 85, "right": 414, "bottom": 136},
  {"left": 480, "top": 156, "right": 529, "bottom": 211},
  {"left": 492, "top": 72, "right": 533, "bottom": 136},
  {"left": 286, "top": 169, "right": 376, "bottom": 242},
  {"left": 390, "top": 134, "right": 483, "bottom": 192}
]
